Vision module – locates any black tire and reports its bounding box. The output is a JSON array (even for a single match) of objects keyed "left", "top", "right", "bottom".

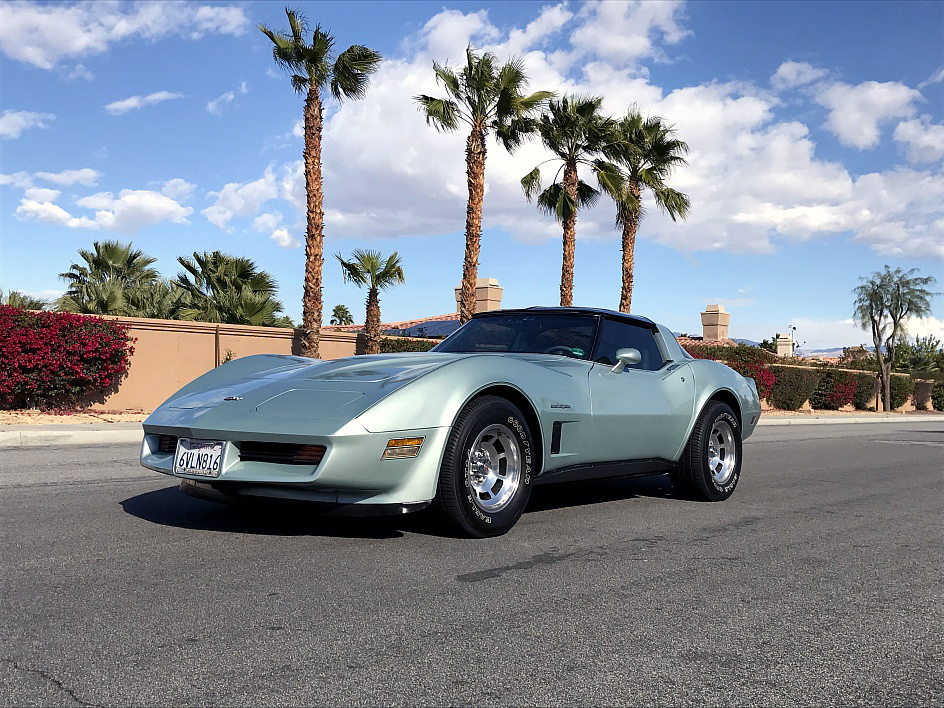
[
  {"left": 434, "top": 396, "right": 535, "bottom": 538},
  {"left": 672, "top": 401, "right": 742, "bottom": 501}
]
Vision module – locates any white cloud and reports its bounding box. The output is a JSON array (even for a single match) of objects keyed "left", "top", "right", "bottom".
[
  {"left": 893, "top": 116, "right": 944, "bottom": 163},
  {"left": 15, "top": 199, "right": 98, "bottom": 229},
  {"left": 771, "top": 61, "right": 827, "bottom": 91},
  {"left": 0, "top": 110, "right": 54, "bottom": 139},
  {"left": 253, "top": 211, "right": 283, "bottom": 232},
  {"left": 65, "top": 63, "right": 94, "bottom": 81},
  {"left": 105, "top": 91, "right": 182, "bottom": 115},
  {"left": 815, "top": 80, "right": 920, "bottom": 149},
  {"left": 904, "top": 315, "right": 944, "bottom": 342},
  {"left": 569, "top": 0, "right": 690, "bottom": 67},
  {"left": 0, "top": 1, "right": 248, "bottom": 70},
  {"left": 161, "top": 178, "right": 196, "bottom": 201},
  {"left": 23, "top": 187, "right": 61, "bottom": 202},
  {"left": 918, "top": 67, "right": 944, "bottom": 90},
  {"left": 207, "top": 81, "right": 248, "bottom": 115},
  {"left": 34, "top": 168, "right": 100, "bottom": 186},
  {"left": 292, "top": 119, "right": 303, "bottom": 138},
  {"left": 270, "top": 228, "right": 300, "bottom": 249},
  {"left": 0, "top": 172, "right": 34, "bottom": 188},
  {"left": 203, "top": 168, "right": 279, "bottom": 229},
  {"left": 75, "top": 189, "right": 192, "bottom": 232}
]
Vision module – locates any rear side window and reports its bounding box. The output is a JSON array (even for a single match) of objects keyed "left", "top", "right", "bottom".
[{"left": 593, "top": 318, "right": 665, "bottom": 371}]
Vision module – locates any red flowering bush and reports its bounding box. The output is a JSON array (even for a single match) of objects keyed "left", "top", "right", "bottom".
[
  {"left": 809, "top": 370, "right": 857, "bottom": 410},
  {"left": 0, "top": 306, "right": 135, "bottom": 410},
  {"left": 684, "top": 344, "right": 776, "bottom": 399}
]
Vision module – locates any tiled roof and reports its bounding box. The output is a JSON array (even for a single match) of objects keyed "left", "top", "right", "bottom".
[
  {"left": 322, "top": 312, "right": 459, "bottom": 334},
  {"left": 676, "top": 336, "right": 737, "bottom": 348}
]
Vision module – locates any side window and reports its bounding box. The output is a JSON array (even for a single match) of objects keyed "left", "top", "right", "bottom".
[{"left": 593, "top": 319, "right": 665, "bottom": 371}]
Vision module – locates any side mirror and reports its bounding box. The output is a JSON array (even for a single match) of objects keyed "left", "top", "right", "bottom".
[{"left": 611, "top": 348, "right": 642, "bottom": 373}]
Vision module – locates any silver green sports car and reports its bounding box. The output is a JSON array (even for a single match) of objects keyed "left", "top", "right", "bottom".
[{"left": 141, "top": 307, "right": 761, "bottom": 537}]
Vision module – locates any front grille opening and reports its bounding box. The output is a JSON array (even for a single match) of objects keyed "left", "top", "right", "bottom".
[
  {"left": 239, "top": 441, "right": 326, "bottom": 466},
  {"left": 157, "top": 435, "right": 178, "bottom": 454}
]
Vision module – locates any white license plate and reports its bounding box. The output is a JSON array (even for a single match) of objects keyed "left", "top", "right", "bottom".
[{"left": 174, "top": 438, "right": 225, "bottom": 477}]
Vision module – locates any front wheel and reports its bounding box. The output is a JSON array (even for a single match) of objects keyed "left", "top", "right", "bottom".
[
  {"left": 435, "top": 396, "right": 535, "bottom": 537},
  {"left": 671, "top": 401, "right": 742, "bottom": 501}
]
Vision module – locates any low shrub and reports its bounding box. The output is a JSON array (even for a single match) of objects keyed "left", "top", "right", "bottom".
[
  {"left": 932, "top": 382, "right": 944, "bottom": 411},
  {"left": 768, "top": 366, "right": 824, "bottom": 411},
  {"left": 888, "top": 375, "right": 915, "bottom": 410},
  {"left": 810, "top": 370, "right": 858, "bottom": 410},
  {"left": 0, "top": 306, "right": 135, "bottom": 410},
  {"left": 685, "top": 344, "right": 776, "bottom": 399},
  {"left": 379, "top": 337, "right": 438, "bottom": 353},
  {"left": 852, "top": 372, "right": 878, "bottom": 410}
]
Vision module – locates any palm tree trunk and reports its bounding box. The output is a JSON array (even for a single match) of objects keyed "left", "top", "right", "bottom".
[
  {"left": 301, "top": 84, "right": 325, "bottom": 358},
  {"left": 618, "top": 181, "right": 641, "bottom": 313},
  {"left": 365, "top": 287, "right": 381, "bottom": 355},
  {"left": 460, "top": 126, "right": 487, "bottom": 324},
  {"left": 560, "top": 161, "right": 578, "bottom": 307}
]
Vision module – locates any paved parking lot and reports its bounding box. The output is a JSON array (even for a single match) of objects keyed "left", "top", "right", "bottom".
[{"left": 1, "top": 420, "right": 941, "bottom": 706}]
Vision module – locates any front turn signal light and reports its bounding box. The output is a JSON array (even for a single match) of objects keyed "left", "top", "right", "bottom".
[{"left": 382, "top": 437, "right": 424, "bottom": 459}]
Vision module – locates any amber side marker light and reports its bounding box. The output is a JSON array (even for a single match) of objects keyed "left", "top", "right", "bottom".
[{"left": 382, "top": 437, "right": 424, "bottom": 460}]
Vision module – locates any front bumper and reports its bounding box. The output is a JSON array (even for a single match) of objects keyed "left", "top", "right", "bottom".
[{"left": 140, "top": 420, "right": 449, "bottom": 507}]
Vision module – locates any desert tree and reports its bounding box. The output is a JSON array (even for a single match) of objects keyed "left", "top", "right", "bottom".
[
  {"left": 335, "top": 249, "right": 405, "bottom": 355},
  {"left": 261, "top": 9, "right": 382, "bottom": 357},
  {"left": 415, "top": 48, "right": 552, "bottom": 323},
  {"left": 521, "top": 95, "right": 621, "bottom": 306},
  {"left": 853, "top": 266, "right": 937, "bottom": 410}
]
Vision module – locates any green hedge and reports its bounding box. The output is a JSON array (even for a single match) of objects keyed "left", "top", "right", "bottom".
[
  {"left": 852, "top": 373, "right": 878, "bottom": 410},
  {"left": 932, "top": 382, "right": 944, "bottom": 411},
  {"left": 809, "top": 370, "right": 858, "bottom": 410},
  {"left": 378, "top": 337, "right": 438, "bottom": 353},
  {"left": 683, "top": 343, "right": 775, "bottom": 367},
  {"left": 768, "top": 366, "right": 824, "bottom": 411},
  {"left": 888, "top": 375, "right": 915, "bottom": 410}
]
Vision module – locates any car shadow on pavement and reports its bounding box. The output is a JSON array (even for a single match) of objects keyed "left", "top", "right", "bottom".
[
  {"left": 526, "top": 472, "right": 677, "bottom": 513},
  {"left": 120, "top": 486, "right": 420, "bottom": 539},
  {"left": 121, "top": 474, "right": 685, "bottom": 538}
]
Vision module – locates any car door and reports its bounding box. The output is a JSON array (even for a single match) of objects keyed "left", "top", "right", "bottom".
[{"left": 587, "top": 317, "right": 695, "bottom": 462}]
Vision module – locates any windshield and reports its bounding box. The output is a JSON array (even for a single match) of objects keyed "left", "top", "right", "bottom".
[{"left": 432, "top": 314, "right": 598, "bottom": 359}]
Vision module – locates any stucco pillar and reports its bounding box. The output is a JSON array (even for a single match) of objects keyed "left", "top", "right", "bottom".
[
  {"left": 700, "top": 304, "right": 730, "bottom": 342},
  {"left": 455, "top": 277, "right": 503, "bottom": 313},
  {"left": 775, "top": 334, "right": 795, "bottom": 357}
]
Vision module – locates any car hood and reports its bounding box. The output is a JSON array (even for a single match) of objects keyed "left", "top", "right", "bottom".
[{"left": 144, "top": 352, "right": 465, "bottom": 434}]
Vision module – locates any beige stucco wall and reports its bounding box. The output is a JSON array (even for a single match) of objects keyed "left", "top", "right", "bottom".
[{"left": 84, "top": 316, "right": 366, "bottom": 411}]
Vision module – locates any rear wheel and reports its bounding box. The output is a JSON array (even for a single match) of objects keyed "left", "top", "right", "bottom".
[
  {"left": 672, "top": 401, "right": 742, "bottom": 501},
  {"left": 435, "top": 396, "right": 535, "bottom": 537}
]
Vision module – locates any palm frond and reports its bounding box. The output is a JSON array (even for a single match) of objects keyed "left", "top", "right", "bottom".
[
  {"left": 521, "top": 166, "right": 542, "bottom": 201},
  {"left": 414, "top": 95, "right": 460, "bottom": 131},
  {"left": 331, "top": 45, "right": 382, "bottom": 102}
]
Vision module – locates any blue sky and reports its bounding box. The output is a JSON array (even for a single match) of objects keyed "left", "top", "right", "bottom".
[{"left": 1, "top": 0, "right": 941, "bottom": 350}]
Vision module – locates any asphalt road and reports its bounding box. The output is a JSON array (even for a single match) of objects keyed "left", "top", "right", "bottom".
[{"left": 1, "top": 421, "right": 941, "bottom": 707}]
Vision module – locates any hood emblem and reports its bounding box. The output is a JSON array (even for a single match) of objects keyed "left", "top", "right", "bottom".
[{"left": 223, "top": 396, "right": 243, "bottom": 401}]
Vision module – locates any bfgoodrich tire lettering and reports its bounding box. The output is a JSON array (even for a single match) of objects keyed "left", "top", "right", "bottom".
[
  {"left": 435, "top": 395, "right": 535, "bottom": 538},
  {"left": 672, "top": 401, "right": 742, "bottom": 502}
]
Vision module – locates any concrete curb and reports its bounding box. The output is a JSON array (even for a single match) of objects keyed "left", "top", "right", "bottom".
[
  {"left": 756, "top": 414, "right": 942, "bottom": 426},
  {"left": 0, "top": 426, "right": 143, "bottom": 449},
  {"left": 1, "top": 414, "right": 941, "bottom": 448}
]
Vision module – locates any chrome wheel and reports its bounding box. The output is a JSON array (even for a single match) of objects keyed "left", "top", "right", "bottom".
[
  {"left": 707, "top": 418, "right": 737, "bottom": 486},
  {"left": 466, "top": 423, "right": 522, "bottom": 513}
]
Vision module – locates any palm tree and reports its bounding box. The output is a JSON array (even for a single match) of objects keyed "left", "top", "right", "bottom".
[
  {"left": 2, "top": 289, "right": 48, "bottom": 310},
  {"left": 330, "top": 304, "right": 353, "bottom": 325},
  {"left": 175, "top": 251, "right": 286, "bottom": 326},
  {"left": 606, "top": 110, "right": 691, "bottom": 313},
  {"left": 853, "top": 266, "right": 937, "bottom": 411},
  {"left": 58, "top": 239, "right": 160, "bottom": 315},
  {"left": 521, "top": 96, "right": 622, "bottom": 306},
  {"left": 260, "top": 9, "right": 382, "bottom": 359},
  {"left": 334, "top": 249, "right": 405, "bottom": 355},
  {"left": 124, "top": 280, "right": 186, "bottom": 320},
  {"left": 415, "top": 48, "right": 552, "bottom": 324}
]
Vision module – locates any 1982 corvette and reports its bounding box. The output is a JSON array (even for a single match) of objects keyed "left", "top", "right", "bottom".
[{"left": 141, "top": 307, "right": 761, "bottom": 537}]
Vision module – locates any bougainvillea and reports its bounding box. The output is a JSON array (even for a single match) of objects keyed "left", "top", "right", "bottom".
[
  {"left": 810, "top": 370, "right": 858, "bottom": 410},
  {"left": 0, "top": 306, "right": 135, "bottom": 410},
  {"left": 684, "top": 345, "right": 776, "bottom": 399}
]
